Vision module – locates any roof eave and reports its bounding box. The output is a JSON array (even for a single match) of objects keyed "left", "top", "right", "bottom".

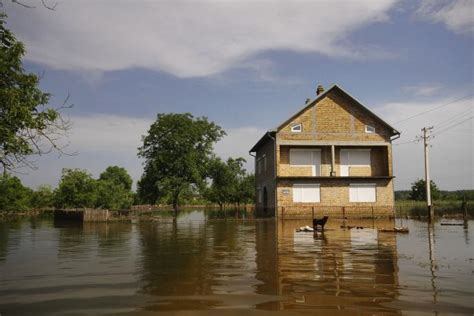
[{"left": 249, "top": 130, "right": 276, "bottom": 153}]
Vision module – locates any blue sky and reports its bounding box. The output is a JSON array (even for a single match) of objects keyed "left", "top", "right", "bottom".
[{"left": 4, "top": 0, "right": 473, "bottom": 190}]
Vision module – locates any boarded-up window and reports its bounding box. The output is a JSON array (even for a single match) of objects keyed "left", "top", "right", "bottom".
[
  {"left": 289, "top": 149, "right": 321, "bottom": 176},
  {"left": 293, "top": 184, "right": 320, "bottom": 203},
  {"left": 349, "top": 184, "right": 376, "bottom": 202}
]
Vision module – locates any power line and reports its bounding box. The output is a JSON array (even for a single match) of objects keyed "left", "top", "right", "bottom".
[
  {"left": 393, "top": 139, "right": 419, "bottom": 146},
  {"left": 433, "top": 107, "right": 473, "bottom": 129},
  {"left": 394, "top": 94, "right": 474, "bottom": 124},
  {"left": 432, "top": 116, "right": 473, "bottom": 138}
]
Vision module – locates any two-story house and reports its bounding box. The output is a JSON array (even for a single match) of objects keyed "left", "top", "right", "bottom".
[{"left": 250, "top": 84, "right": 400, "bottom": 218}]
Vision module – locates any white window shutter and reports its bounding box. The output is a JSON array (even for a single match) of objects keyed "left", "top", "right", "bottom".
[
  {"left": 293, "top": 184, "right": 320, "bottom": 203},
  {"left": 350, "top": 150, "right": 370, "bottom": 166},
  {"left": 290, "top": 149, "right": 321, "bottom": 176},
  {"left": 349, "top": 186, "right": 359, "bottom": 202},
  {"left": 350, "top": 184, "right": 376, "bottom": 202},
  {"left": 293, "top": 186, "right": 302, "bottom": 202}
]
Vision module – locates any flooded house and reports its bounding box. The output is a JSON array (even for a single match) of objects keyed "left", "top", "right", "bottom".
[{"left": 249, "top": 84, "right": 400, "bottom": 218}]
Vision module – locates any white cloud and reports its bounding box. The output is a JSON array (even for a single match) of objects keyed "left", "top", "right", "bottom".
[
  {"left": 375, "top": 95, "right": 473, "bottom": 190},
  {"left": 402, "top": 83, "right": 443, "bottom": 97},
  {"left": 417, "top": 0, "right": 474, "bottom": 35},
  {"left": 5, "top": 0, "right": 397, "bottom": 78},
  {"left": 215, "top": 126, "right": 266, "bottom": 171},
  {"left": 67, "top": 114, "right": 152, "bottom": 154}
]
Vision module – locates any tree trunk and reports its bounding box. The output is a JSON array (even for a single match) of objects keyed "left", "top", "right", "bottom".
[
  {"left": 172, "top": 191, "right": 180, "bottom": 217},
  {"left": 1, "top": 162, "right": 7, "bottom": 177}
]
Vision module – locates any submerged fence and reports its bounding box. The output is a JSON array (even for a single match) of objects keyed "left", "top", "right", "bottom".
[{"left": 278, "top": 205, "right": 395, "bottom": 219}]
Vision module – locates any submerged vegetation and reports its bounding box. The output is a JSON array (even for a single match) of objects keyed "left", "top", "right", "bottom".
[{"left": 395, "top": 200, "right": 473, "bottom": 218}]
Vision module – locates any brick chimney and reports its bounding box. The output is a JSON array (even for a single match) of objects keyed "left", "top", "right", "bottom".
[{"left": 316, "top": 84, "right": 325, "bottom": 96}]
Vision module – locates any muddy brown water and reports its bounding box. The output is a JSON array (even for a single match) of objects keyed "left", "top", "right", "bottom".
[{"left": 0, "top": 211, "right": 473, "bottom": 315}]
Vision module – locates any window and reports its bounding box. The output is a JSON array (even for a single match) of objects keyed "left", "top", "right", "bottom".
[
  {"left": 257, "top": 188, "right": 262, "bottom": 203},
  {"left": 365, "top": 125, "right": 375, "bottom": 134},
  {"left": 293, "top": 184, "right": 320, "bottom": 203},
  {"left": 340, "top": 149, "right": 371, "bottom": 177},
  {"left": 289, "top": 148, "right": 321, "bottom": 176},
  {"left": 349, "top": 184, "right": 376, "bottom": 202},
  {"left": 263, "top": 155, "right": 267, "bottom": 172},
  {"left": 291, "top": 123, "right": 302, "bottom": 133}
]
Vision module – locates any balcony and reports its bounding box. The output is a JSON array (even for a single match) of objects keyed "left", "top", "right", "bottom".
[{"left": 277, "top": 145, "right": 392, "bottom": 179}]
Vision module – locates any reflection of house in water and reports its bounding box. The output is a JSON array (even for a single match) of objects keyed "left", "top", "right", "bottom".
[{"left": 255, "top": 219, "right": 401, "bottom": 313}]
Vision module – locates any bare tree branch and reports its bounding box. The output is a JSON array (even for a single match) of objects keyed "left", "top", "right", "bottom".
[{"left": 2, "top": 0, "right": 58, "bottom": 10}]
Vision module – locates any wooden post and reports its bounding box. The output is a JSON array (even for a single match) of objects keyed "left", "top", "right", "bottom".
[
  {"left": 462, "top": 195, "right": 467, "bottom": 221},
  {"left": 371, "top": 206, "right": 374, "bottom": 219},
  {"left": 330, "top": 145, "right": 336, "bottom": 176},
  {"left": 282, "top": 207, "right": 285, "bottom": 220},
  {"left": 342, "top": 206, "right": 346, "bottom": 219},
  {"left": 422, "top": 127, "right": 434, "bottom": 221},
  {"left": 312, "top": 206, "right": 315, "bottom": 221}
]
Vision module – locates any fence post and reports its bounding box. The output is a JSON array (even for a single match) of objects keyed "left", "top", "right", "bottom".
[
  {"left": 312, "top": 206, "right": 315, "bottom": 221},
  {"left": 462, "top": 196, "right": 467, "bottom": 221},
  {"left": 342, "top": 206, "right": 346, "bottom": 219}
]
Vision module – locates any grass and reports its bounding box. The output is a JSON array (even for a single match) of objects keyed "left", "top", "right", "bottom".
[{"left": 395, "top": 200, "right": 473, "bottom": 218}]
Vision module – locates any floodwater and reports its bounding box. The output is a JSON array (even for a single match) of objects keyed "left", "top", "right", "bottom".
[{"left": 0, "top": 212, "right": 473, "bottom": 315}]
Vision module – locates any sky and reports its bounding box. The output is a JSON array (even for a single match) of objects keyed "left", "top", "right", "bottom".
[{"left": 3, "top": 0, "right": 473, "bottom": 191}]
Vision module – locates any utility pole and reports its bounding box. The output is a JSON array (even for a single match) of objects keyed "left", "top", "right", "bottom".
[{"left": 421, "top": 127, "right": 434, "bottom": 221}]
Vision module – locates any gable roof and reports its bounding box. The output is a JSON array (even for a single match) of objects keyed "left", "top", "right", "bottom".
[
  {"left": 249, "top": 84, "right": 400, "bottom": 153},
  {"left": 275, "top": 84, "right": 399, "bottom": 134}
]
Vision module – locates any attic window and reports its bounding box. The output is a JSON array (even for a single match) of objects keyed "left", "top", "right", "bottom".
[
  {"left": 365, "top": 125, "right": 375, "bottom": 134},
  {"left": 291, "top": 124, "right": 302, "bottom": 133}
]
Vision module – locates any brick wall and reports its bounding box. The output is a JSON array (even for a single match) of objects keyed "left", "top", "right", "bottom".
[
  {"left": 278, "top": 90, "right": 392, "bottom": 142},
  {"left": 255, "top": 139, "right": 276, "bottom": 217},
  {"left": 277, "top": 178, "right": 394, "bottom": 218}
]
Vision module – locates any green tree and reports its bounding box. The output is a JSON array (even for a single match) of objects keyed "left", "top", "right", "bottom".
[
  {"left": 137, "top": 113, "right": 225, "bottom": 213},
  {"left": 96, "top": 166, "right": 133, "bottom": 209},
  {"left": 99, "top": 166, "right": 133, "bottom": 191},
  {"left": 235, "top": 173, "right": 255, "bottom": 206},
  {"left": 0, "top": 175, "right": 32, "bottom": 211},
  {"left": 409, "top": 179, "right": 441, "bottom": 201},
  {"left": 0, "top": 13, "right": 70, "bottom": 175},
  {"left": 30, "top": 185, "right": 54, "bottom": 209},
  {"left": 205, "top": 157, "right": 234, "bottom": 209},
  {"left": 205, "top": 157, "right": 252, "bottom": 209},
  {"left": 96, "top": 179, "right": 133, "bottom": 210},
  {"left": 54, "top": 169, "right": 97, "bottom": 208}
]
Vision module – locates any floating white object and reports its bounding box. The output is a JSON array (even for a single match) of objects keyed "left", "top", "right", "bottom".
[{"left": 295, "top": 225, "right": 314, "bottom": 232}]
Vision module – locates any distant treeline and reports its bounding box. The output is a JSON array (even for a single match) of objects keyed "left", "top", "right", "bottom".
[
  {"left": 0, "top": 162, "right": 255, "bottom": 213},
  {"left": 396, "top": 179, "right": 473, "bottom": 201},
  {"left": 395, "top": 190, "right": 474, "bottom": 201}
]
